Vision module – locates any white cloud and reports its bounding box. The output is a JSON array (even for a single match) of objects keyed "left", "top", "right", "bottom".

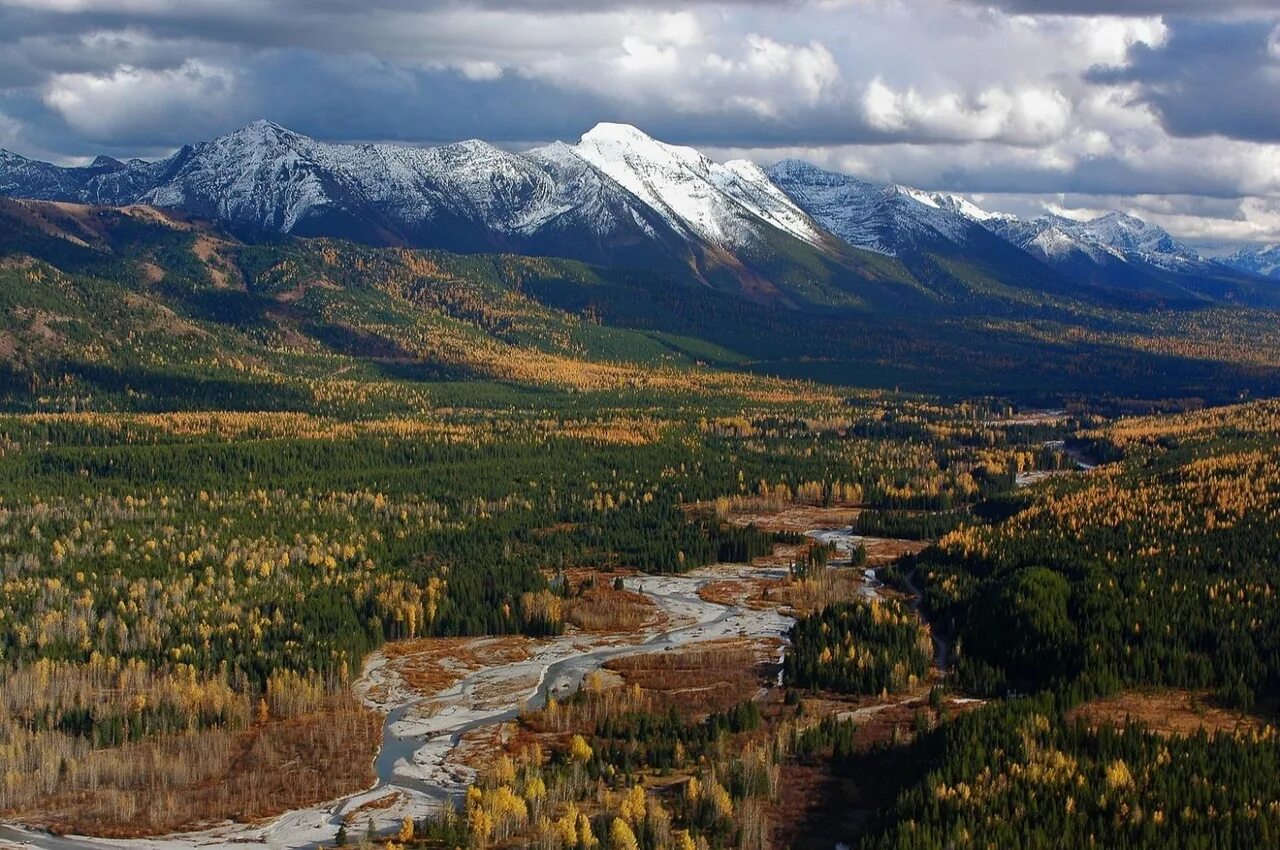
[
  {"left": 862, "top": 79, "right": 904, "bottom": 131},
  {"left": 43, "top": 60, "right": 236, "bottom": 140},
  {"left": 1044, "top": 200, "right": 1110, "bottom": 220},
  {"left": 740, "top": 35, "right": 838, "bottom": 103},
  {"left": 617, "top": 37, "right": 681, "bottom": 75},
  {"left": 1125, "top": 197, "right": 1280, "bottom": 241},
  {"left": 525, "top": 25, "right": 842, "bottom": 119},
  {"left": 0, "top": 110, "right": 24, "bottom": 151},
  {"left": 652, "top": 10, "right": 703, "bottom": 48},
  {"left": 1063, "top": 15, "right": 1167, "bottom": 65},
  {"left": 457, "top": 61, "right": 503, "bottom": 82},
  {"left": 861, "top": 78, "right": 1072, "bottom": 145}
]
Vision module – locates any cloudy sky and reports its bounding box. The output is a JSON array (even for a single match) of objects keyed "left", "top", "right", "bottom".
[{"left": 1, "top": 0, "right": 1278, "bottom": 247}]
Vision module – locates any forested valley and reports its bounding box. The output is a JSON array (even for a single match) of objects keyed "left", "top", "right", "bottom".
[{"left": 0, "top": 201, "right": 1278, "bottom": 850}]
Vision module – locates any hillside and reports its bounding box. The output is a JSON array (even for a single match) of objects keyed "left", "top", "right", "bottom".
[{"left": 3, "top": 197, "right": 1280, "bottom": 412}]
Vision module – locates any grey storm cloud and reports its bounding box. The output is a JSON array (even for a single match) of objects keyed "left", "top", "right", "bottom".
[
  {"left": 1089, "top": 17, "right": 1280, "bottom": 142},
  {"left": 0, "top": 0, "right": 952, "bottom": 155}
]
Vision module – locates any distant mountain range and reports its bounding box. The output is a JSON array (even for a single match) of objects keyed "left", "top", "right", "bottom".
[
  {"left": 0, "top": 120, "right": 1273, "bottom": 310},
  {"left": 1219, "top": 244, "right": 1280, "bottom": 281}
]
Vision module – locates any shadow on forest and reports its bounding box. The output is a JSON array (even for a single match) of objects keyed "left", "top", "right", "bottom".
[{"left": 780, "top": 745, "right": 918, "bottom": 850}]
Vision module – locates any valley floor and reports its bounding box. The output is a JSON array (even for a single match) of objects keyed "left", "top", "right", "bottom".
[
  {"left": 0, "top": 560, "right": 797, "bottom": 850},
  {"left": 0, "top": 516, "right": 954, "bottom": 850}
]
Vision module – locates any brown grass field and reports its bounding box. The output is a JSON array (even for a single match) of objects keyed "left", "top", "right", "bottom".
[
  {"left": 1069, "top": 689, "right": 1275, "bottom": 737},
  {"left": 3, "top": 696, "right": 381, "bottom": 838},
  {"left": 563, "top": 580, "right": 663, "bottom": 633},
  {"left": 697, "top": 575, "right": 785, "bottom": 609},
  {"left": 606, "top": 638, "right": 783, "bottom": 716},
  {"left": 725, "top": 503, "right": 864, "bottom": 534}
]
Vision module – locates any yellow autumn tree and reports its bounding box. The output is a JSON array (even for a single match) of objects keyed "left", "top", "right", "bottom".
[
  {"left": 619, "top": 785, "right": 646, "bottom": 824},
  {"left": 569, "top": 734, "right": 593, "bottom": 762},
  {"left": 609, "top": 817, "right": 639, "bottom": 850}
]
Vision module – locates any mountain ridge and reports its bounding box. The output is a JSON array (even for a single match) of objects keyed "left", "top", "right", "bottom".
[{"left": 0, "top": 120, "right": 1272, "bottom": 311}]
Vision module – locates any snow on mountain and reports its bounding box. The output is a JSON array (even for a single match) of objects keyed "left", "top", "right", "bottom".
[
  {"left": 2, "top": 121, "right": 998, "bottom": 267},
  {"left": 989, "top": 216, "right": 1125, "bottom": 264},
  {"left": 3, "top": 118, "right": 1252, "bottom": 306},
  {"left": 1072, "top": 212, "right": 1206, "bottom": 273},
  {"left": 717, "top": 158, "right": 830, "bottom": 247},
  {"left": 134, "top": 121, "right": 560, "bottom": 238},
  {"left": 985, "top": 212, "right": 1213, "bottom": 277},
  {"left": 362, "top": 136, "right": 583, "bottom": 243},
  {"left": 0, "top": 148, "right": 106, "bottom": 201},
  {"left": 524, "top": 142, "right": 650, "bottom": 237},
  {"left": 140, "top": 120, "right": 352, "bottom": 232},
  {"left": 109, "top": 120, "right": 696, "bottom": 261},
  {"left": 1028, "top": 225, "right": 1120, "bottom": 263},
  {"left": 911, "top": 190, "right": 1016, "bottom": 224},
  {"left": 519, "top": 141, "right": 696, "bottom": 263},
  {"left": 569, "top": 123, "right": 826, "bottom": 252},
  {"left": 782, "top": 165, "right": 1218, "bottom": 287},
  {"left": 0, "top": 120, "right": 836, "bottom": 269},
  {"left": 1218, "top": 244, "right": 1280, "bottom": 280},
  {"left": 765, "top": 159, "right": 1001, "bottom": 257}
]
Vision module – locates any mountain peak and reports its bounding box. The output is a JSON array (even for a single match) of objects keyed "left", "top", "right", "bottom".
[
  {"left": 580, "top": 122, "right": 655, "bottom": 145},
  {"left": 576, "top": 123, "right": 708, "bottom": 168},
  {"left": 926, "top": 191, "right": 1012, "bottom": 223},
  {"left": 226, "top": 119, "right": 301, "bottom": 144},
  {"left": 1092, "top": 210, "right": 1146, "bottom": 230},
  {"left": 437, "top": 137, "right": 508, "bottom": 159},
  {"left": 767, "top": 159, "right": 1004, "bottom": 257},
  {"left": 572, "top": 122, "right": 825, "bottom": 251},
  {"left": 766, "top": 159, "right": 877, "bottom": 192},
  {"left": 243, "top": 118, "right": 289, "bottom": 132},
  {"left": 767, "top": 158, "right": 824, "bottom": 177},
  {"left": 0, "top": 118, "right": 1249, "bottom": 301}
]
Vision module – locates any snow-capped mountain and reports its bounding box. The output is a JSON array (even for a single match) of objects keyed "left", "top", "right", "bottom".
[
  {"left": 0, "top": 121, "right": 851, "bottom": 289},
  {"left": 985, "top": 215, "right": 1133, "bottom": 283},
  {"left": 766, "top": 159, "right": 987, "bottom": 256},
  {"left": 764, "top": 159, "right": 1040, "bottom": 264},
  {"left": 978, "top": 212, "right": 1244, "bottom": 300},
  {"left": 918, "top": 191, "right": 1015, "bottom": 224},
  {"left": 0, "top": 148, "right": 151, "bottom": 203},
  {"left": 985, "top": 212, "right": 1208, "bottom": 272},
  {"left": 763, "top": 159, "right": 1077, "bottom": 300},
  {"left": 762, "top": 158, "right": 1265, "bottom": 303},
  {"left": 569, "top": 123, "right": 827, "bottom": 253},
  {"left": 1075, "top": 213, "right": 1206, "bottom": 273},
  {"left": 0, "top": 119, "right": 1270, "bottom": 310},
  {"left": 1217, "top": 244, "right": 1280, "bottom": 280},
  {"left": 132, "top": 121, "right": 696, "bottom": 262}
]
